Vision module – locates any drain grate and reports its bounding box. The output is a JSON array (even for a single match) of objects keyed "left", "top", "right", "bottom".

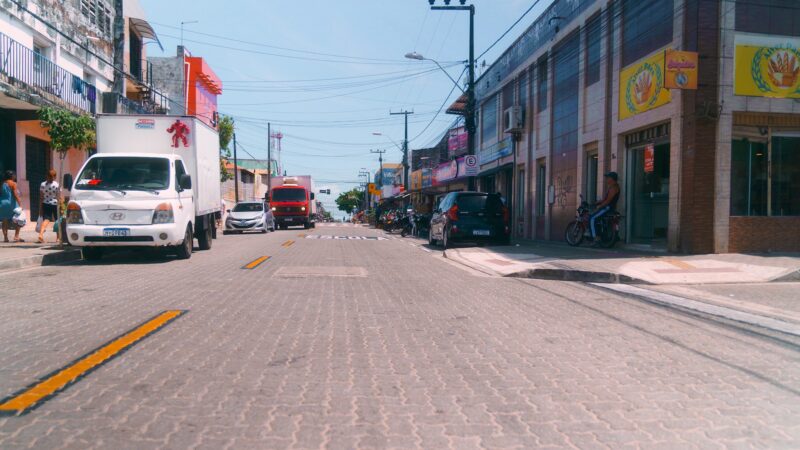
[{"left": 274, "top": 266, "right": 368, "bottom": 278}]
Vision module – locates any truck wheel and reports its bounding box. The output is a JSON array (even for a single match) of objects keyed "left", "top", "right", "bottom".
[
  {"left": 197, "top": 221, "right": 212, "bottom": 250},
  {"left": 303, "top": 222, "right": 310, "bottom": 230},
  {"left": 176, "top": 226, "right": 193, "bottom": 260},
  {"left": 82, "top": 247, "right": 104, "bottom": 261}
]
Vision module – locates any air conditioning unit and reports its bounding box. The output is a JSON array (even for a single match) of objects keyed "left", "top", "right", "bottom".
[{"left": 503, "top": 106, "right": 524, "bottom": 133}]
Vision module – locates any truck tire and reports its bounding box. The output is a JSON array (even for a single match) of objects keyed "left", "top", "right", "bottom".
[
  {"left": 176, "top": 225, "right": 193, "bottom": 260},
  {"left": 303, "top": 222, "right": 310, "bottom": 230},
  {"left": 197, "top": 220, "right": 212, "bottom": 250},
  {"left": 82, "top": 247, "right": 104, "bottom": 261}
]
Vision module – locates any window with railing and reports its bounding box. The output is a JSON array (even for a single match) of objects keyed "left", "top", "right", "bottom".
[{"left": 0, "top": 32, "right": 97, "bottom": 114}]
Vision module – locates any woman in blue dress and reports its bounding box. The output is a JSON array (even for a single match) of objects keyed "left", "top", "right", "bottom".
[{"left": 1, "top": 170, "right": 23, "bottom": 242}]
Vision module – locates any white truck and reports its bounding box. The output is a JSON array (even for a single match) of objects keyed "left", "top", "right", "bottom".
[{"left": 64, "top": 115, "right": 222, "bottom": 260}]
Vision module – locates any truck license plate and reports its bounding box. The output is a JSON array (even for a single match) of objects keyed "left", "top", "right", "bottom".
[
  {"left": 103, "top": 228, "right": 130, "bottom": 237},
  {"left": 473, "top": 229, "right": 491, "bottom": 236}
]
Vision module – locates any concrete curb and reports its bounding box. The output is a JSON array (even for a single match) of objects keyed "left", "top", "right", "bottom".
[
  {"left": 0, "top": 249, "right": 82, "bottom": 272},
  {"left": 443, "top": 249, "right": 648, "bottom": 284},
  {"left": 772, "top": 269, "right": 800, "bottom": 283}
]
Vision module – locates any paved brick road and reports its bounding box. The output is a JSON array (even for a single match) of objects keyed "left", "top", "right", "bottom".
[{"left": 0, "top": 224, "right": 798, "bottom": 449}]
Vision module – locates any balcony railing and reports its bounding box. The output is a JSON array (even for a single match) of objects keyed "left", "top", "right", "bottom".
[{"left": 0, "top": 32, "right": 97, "bottom": 114}]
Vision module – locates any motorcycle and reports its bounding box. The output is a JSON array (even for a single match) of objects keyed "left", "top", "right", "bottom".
[{"left": 565, "top": 195, "right": 621, "bottom": 248}]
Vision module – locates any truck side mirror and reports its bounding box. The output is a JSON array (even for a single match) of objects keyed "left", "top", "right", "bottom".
[
  {"left": 310, "top": 192, "right": 315, "bottom": 200},
  {"left": 179, "top": 174, "right": 192, "bottom": 190},
  {"left": 63, "top": 174, "right": 73, "bottom": 190}
]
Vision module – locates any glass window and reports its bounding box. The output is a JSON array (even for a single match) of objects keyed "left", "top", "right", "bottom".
[
  {"left": 271, "top": 188, "right": 306, "bottom": 202},
  {"left": 586, "top": 152, "right": 599, "bottom": 204},
  {"left": 736, "top": 0, "right": 800, "bottom": 37},
  {"left": 481, "top": 95, "right": 498, "bottom": 146},
  {"left": 537, "top": 57, "right": 548, "bottom": 113},
  {"left": 517, "top": 72, "right": 527, "bottom": 117},
  {"left": 622, "top": 0, "right": 673, "bottom": 67},
  {"left": 585, "top": 14, "right": 602, "bottom": 86},
  {"left": 175, "top": 160, "right": 187, "bottom": 191},
  {"left": 75, "top": 157, "right": 170, "bottom": 191},
  {"left": 729, "top": 132, "right": 800, "bottom": 216},
  {"left": 771, "top": 135, "right": 800, "bottom": 216},
  {"left": 537, "top": 162, "right": 547, "bottom": 216},
  {"left": 233, "top": 203, "right": 264, "bottom": 213}
]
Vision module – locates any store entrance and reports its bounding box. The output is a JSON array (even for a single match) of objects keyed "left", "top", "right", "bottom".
[{"left": 628, "top": 142, "right": 670, "bottom": 246}]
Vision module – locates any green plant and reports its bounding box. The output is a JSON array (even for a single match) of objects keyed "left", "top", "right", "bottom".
[
  {"left": 38, "top": 107, "right": 96, "bottom": 182},
  {"left": 335, "top": 188, "right": 363, "bottom": 214},
  {"left": 218, "top": 115, "right": 235, "bottom": 182}
]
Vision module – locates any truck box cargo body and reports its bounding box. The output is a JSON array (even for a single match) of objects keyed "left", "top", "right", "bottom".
[
  {"left": 269, "top": 176, "right": 316, "bottom": 229},
  {"left": 65, "top": 115, "right": 222, "bottom": 259}
]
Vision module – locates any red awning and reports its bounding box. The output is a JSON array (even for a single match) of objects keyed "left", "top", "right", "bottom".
[{"left": 446, "top": 94, "right": 468, "bottom": 115}]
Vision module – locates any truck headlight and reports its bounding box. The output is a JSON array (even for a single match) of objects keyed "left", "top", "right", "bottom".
[
  {"left": 152, "top": 203, "right": 174, "bottom": 224},
  {"left": 301, "top": 207, "right": 306, "bottom": 211},
  {"left": 66, "top": 202, "right": 83, "bottom": 224},
  {"left": 271, "top": 207, "right": 276, "bottom": 211}
]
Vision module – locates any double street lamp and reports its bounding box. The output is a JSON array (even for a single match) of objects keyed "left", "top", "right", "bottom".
[{"left": 408, "top": 0, "right": 476, "bottom": 190}]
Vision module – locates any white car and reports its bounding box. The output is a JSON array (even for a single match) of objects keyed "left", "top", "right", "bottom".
[{"left": 224, "top": 201, "right": 275, "bottom": 234}]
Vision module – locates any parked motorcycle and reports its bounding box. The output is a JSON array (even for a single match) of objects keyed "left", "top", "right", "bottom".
[{"left": 565, "top": 195, "right": 621, "bottom": 248}]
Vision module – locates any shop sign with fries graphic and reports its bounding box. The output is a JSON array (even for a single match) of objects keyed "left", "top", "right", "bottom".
[
  {"left": 735, "top": 34, "right": 800, "bottom": 99},
  {"left": 619, "top": 48, "right": 672, "bottom": 120}
]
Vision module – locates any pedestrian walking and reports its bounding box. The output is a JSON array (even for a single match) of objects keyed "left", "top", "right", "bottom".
[
  {"left": 0, "top": 170, "right": 23, "bottom": 243},
  {"left": 37, "top": 169, "right": 60, "bottom": 244}
]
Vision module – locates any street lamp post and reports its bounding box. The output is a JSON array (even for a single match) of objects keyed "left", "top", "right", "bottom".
[{"left": 423, "top": 0, "right": 476, "bottom": 191}]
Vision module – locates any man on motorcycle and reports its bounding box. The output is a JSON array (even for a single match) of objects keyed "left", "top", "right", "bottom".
[{"left": 590, "top": 172, "right": 620, "bottom": 246}]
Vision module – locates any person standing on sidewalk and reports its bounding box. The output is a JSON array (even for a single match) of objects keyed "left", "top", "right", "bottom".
[
  {"left": 0, "top": 170, "right": 23, "bottom": 243},
  {"left": 37, "top": 169, "right": 60, "bottom": 244},
  {"left": 590, "top": 172, "right": 620, "bottom": 246}
]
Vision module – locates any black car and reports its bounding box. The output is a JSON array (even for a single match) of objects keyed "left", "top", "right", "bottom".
[{"left": 429, "top": 191, "right": 510, "bottom": 248}]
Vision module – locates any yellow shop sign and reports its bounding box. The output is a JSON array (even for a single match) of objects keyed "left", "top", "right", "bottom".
[
  {"left": 619, "top": 49, "right": 671, "bottom": 120},
  {"left": 734, "top": 34, "right": 800, "bottom": 99}
]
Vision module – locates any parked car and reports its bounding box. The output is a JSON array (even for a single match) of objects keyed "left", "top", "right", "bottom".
[
  {"left": 428, "top": 192, "right": 510, "bottom": 248},
  {"left": 224, "top": 201, "right": 275, "bottom": 234}
]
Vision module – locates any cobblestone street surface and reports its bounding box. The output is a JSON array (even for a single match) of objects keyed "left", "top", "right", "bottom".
[{"left": 0, "top": 224, "right": 799, "bottom": 449}]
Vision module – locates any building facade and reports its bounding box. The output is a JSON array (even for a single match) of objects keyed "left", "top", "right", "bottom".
[
  {"left": 475, "top": 0, "right": 800, "bottom": 253},
  {"left": 0, "top": 0, "right": 163, "bottom": 221}
]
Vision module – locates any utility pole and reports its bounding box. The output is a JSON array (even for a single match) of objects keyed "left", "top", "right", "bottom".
[
  {"left": 233, "top": 131, "right": 240, "bottom": 203},
  {"left": 267, "top": 122, "right": 272, "bottom": 196},
  {"left": 370, "top": 148, "right": 386, "bottom": 197},
  {"left": 112, "top": 0, "right": 125, "bottom": 94},
  {"left": 431, "top": 1, "right": 476, "bottom": 190},
  {"left": 390, "top": 110, "right": 414, "bottom": 192}
]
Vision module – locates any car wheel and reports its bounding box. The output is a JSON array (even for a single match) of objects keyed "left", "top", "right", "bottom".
[{"left": 175, "top": 225, "right": 193, "bottom": 260}]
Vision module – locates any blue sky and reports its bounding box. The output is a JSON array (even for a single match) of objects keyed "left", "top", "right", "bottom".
[{"left": 141, "top": 0, "right": 553, "bottom": 216}]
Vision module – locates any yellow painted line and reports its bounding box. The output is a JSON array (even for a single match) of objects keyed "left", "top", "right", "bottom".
[
  {"left": 664, "top": 259, "right": 695, "bottom": 270},
  {"left": 282, "top": 240, "right": 295, "bottom": 247},
  {"left": 243, "top": 256, "right": 270, "bottom": 270},
  {"left": 297, "top": 233, "right": 307, "bottom": 238},
  {"left": 0, "top": 310, "right": 185, "bottom": 416}
]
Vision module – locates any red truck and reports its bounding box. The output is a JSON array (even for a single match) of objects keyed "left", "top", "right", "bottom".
[{"left": 269, "top": 176, "right": 317, "bottom": 229}]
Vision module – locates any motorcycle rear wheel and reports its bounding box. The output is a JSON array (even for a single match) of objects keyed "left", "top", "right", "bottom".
[{"left": 565, "top": 221, "right": 585, "bottom": 246}]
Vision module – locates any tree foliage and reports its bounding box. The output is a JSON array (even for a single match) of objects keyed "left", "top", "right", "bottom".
[
  {"left": 38, "top": 107, "right": 96, "bottom": 157},
  {"left": 218, "top": 115, "right": 235, "bottom": 182},
  {"left": 335, "top": 188, "right": 363, "bottom": 214}
]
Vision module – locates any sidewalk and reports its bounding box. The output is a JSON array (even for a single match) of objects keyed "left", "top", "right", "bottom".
[
  {"left": 0, "top": 229, "right": 81, "bottom": 272},
  {"left": 443, "top": 240, "right": 800, "bottom": 285}
]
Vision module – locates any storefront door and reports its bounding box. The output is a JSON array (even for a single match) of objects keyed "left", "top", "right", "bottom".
[
  {"left": 25, "top": 136, "right": 51, "bottom": 220},
  {"left": 628, "top": 142, "right": 670, "bottom": 246}
]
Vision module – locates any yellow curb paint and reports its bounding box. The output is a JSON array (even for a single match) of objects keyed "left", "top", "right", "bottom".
[
  {"left": 0, "top": 310, "right": 185, "bottom": 416},
  {"left": 282, "top": 240, "right": 295, "bottom": 247},
  {"left": 665, "top": 259, "right": 695, "bottom": 270},
  {"left": 244, "top": 256, "right": 270, "bottom": 270}
]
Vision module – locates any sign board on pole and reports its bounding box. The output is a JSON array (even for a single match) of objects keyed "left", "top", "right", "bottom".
[
  {"left": 664, "top": 50, "right": 698, "bottom": 90},
  {"left": 644, "top": 144, "right": 655, "bottom": 173}
]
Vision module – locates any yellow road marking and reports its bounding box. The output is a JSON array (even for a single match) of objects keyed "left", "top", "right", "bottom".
[
  {"left": 297, "top": 233, "right": 307, "bottom": 238},
  {"left": 282, "top": 240, "right": 295, "bottom": 247},
  {"left": 243, "top": 256, "right": 270, "bottom": 269},
  {"left": 0, "top": 310, "right": 185, "bottom": 416},
  {"left": 664, "top": 259, "right": 695, "bottom": 270}
]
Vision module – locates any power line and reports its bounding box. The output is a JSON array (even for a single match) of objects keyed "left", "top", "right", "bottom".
[{"left": 477, "top": 0, "right": 546, "bottom": 61}]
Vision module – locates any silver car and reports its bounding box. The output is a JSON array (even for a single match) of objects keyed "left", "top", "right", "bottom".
[{"left": 224, "top": 201, "right": 276, "bottom": 234}]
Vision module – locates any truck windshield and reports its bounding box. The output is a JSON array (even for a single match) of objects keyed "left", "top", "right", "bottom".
[
  {"left": 271, "top": 188, "right": 306, "bottom": 202},
  {"left": 75, "top": 157, "right": 170, "bottom": 191}
]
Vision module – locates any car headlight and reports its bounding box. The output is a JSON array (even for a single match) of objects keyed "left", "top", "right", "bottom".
[
  {"left": 300, "top": 206, "right": 306, "bottom": 211},
  {"left": 152, "top": 203, "right": 174, "bottom": 224}
]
